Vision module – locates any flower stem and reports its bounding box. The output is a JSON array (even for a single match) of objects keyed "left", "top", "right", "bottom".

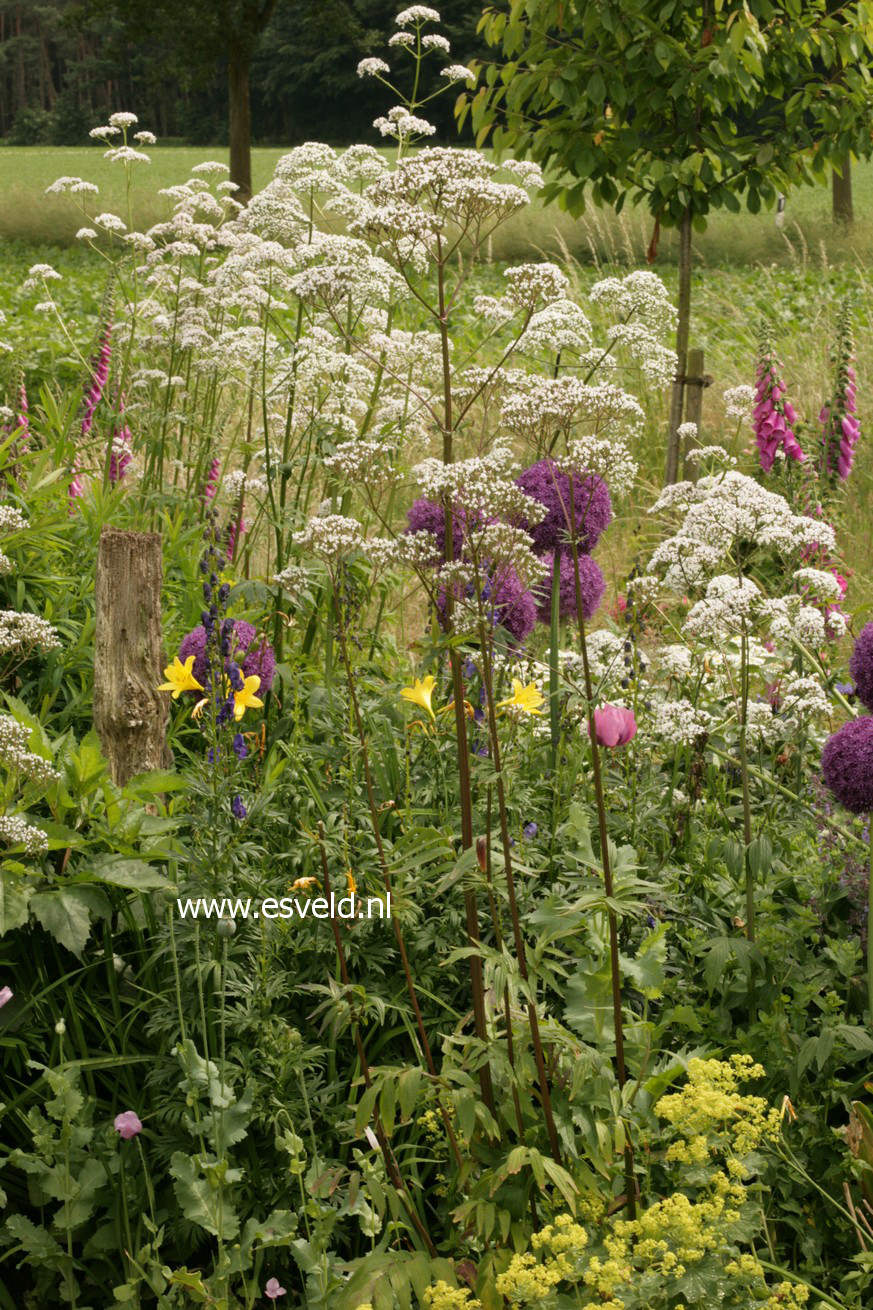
[{"left": 567, "top": 478, "right": 636, "bottom": 1218}]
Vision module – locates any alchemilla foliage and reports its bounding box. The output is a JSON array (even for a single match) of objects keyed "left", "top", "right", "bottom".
[{"left": 0, "top": 8, "right": 872, "bottom": 1310}]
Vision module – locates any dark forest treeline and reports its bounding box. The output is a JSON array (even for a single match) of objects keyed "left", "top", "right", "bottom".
[{"left": 0, "top": 0, "right": 484, "bottom": 146}]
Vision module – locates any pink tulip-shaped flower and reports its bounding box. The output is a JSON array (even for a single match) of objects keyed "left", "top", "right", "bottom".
[
  {"left": 0, "top": 985, "right": 13, "bottom": 1008},
  {"left": 265, "top": 1278, "right": 286, "bottom": 1301},
  {"left": 590, "top": 704, "right": 637, "bottom": 748},
  {"left": 114, "top": 1110, "right": 143, "bottom": 1139}
]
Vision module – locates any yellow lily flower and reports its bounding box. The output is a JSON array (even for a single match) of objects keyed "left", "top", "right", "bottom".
[
  {"left": 346, "top": 870, "right": 356, "bottom": 896},
  {"left": 290, "top": 876, "right": 319, "bottom": 891},
  {"left": 400, "top": 675, "right": 437, "bottom": 722},
  {"left": 191, "top": 698, "right": 209, "bottom": 719},
  {"left": 158, "top": 655, "right": 203, "bottom": 699},
  {"left": 497, "top": 679, "right": 545, "bottom": 716},
  {"left": 233, "top": 674, "right": 264, "bottom": 721}
]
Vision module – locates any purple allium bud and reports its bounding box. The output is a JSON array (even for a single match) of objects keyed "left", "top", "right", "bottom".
[
  {"left": 534, "top": 551, "right": 605, "bottom": 624},
  {"left": 231, "top": 794, "right": 247, "bottom": 820},
  {"left": 516, "top": 457, "right": 611, "bottom": 557},
  {"left": 849, "top": 623, "right": 873, "bottom": 713},
  {"left": 821, "top": 716, "right": 873, "bottom": 814}
]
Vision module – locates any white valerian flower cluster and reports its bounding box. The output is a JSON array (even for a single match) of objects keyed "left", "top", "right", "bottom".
[
  {"left": 322, "top": 440, "right": 400, "bottom": 486},
  {"left": 373, "top": 106, "right": 437, "bottom": 141},
  {"left": 684, "top": 444, "right": 737, "bottom": 468},
  {"left": 292, "top": 514, "right": 365, "bottom": 558},
  {"left": 651, "top": 697, "right": 711, "bottom": 746},
  {"left": 502, "top": 378, "right": 644, "bottom": 452},
  {"left": 0, "top": 610, "right": 61, "bottom": 657},
  {"left": 723, "top": 384, "right": 756, "bottom": 421},
  {"left": 683, "top": 574, "right": 760, "bottom": 639},
  {"left": 606, "top": 321, "right": 677, "bottom": 387},
  {"left": 0, "top": 812, "right": 48, "bottom": 855},
  {"left": 22, "top": 263, "right": 61, "bottom": 293},
  {"left": 0, "top": 506, "right": 27, "bottom": 576},
  {"left": 0, "top": 716, "right": 60, "bottom": 784},
  {"left": 413, "top": 443, "right": 544, "bottom": 529},
  {"left": 648, "top": 472, "right": 833, "bottom": 593},
  {"left": 778, "top": 672, "right": 831, "bottom": 731},
  {"left": 589, "top": 270, "right": 677, "bottom": 335},
  {"left": 519, "top": 300, "right": 592, "bottom": 357},
  {"left": 793, "top": 567, "right": 843, "bottom": 603},
  {"left": 503, "top": 262, "right": 569, "bottom": 308},
  {"left": 658, "top": 644, "right": 693, "bottom": 679},
  {"left": 760, "top": 594, "right": 844, "bottom": 648},
  {"left": 561, "top": 429, "right": 639, "bottom": 498}
]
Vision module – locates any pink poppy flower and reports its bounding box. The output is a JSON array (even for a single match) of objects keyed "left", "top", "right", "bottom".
[
  {"left": 0, "top": 986, "right": 12, "bottom": 1009},
  {"left": 265, "top": 1278, "right": 286, "bottom": 1301},
  {"left": 114, "top": 1110, "right": 143, "bottom": 1139},
  {"left": 589, "top": 704, "right": 637, "bottom": 748}
]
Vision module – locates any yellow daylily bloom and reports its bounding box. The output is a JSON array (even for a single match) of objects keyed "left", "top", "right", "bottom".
[
  {"left": 290, "top": 876, "right": 319, "bottom": 891},
  {"left": 399, "top": 675, "right": 437, "bottom": 722},
  {"left": 158, "top": 655, "right": 204, "bottom": 700},
  {"left": 191, "top": 698, "right": 209, "bottom": 719},
  {"left": 233, "top": 675, "right": 264, "bottom": 722},
  {"left": 497, "top": 679, "right": 545, "bottom": 716}
]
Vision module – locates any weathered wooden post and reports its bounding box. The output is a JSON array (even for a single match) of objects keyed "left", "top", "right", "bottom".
[
  {"left": 93, "top": 527, "right": 171, "bottom": 786},
  {"left": 681, "top": 347, "right": 713, "bottom": 481}
]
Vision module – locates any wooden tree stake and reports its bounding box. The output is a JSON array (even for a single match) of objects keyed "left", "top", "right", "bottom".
[
  {"left": 681, "top": 347, "right": 713, "bottom": 481},
  {"left": 94, "top": 527, "right": 170, "bottom": 786}
]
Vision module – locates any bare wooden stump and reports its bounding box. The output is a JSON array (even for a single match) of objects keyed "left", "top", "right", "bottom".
[{"left": 93, "top": 527, "right": 171, "bottom": 786}]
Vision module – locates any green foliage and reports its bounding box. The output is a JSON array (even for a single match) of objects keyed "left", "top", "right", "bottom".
[{"left": 467, "top": 0, "right": 873, "bottom": 227}]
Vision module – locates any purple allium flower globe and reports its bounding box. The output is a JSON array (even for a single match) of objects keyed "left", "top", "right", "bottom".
[
  {"left": 179, "top": 621, "right": 275, "bottom": 692},
  {"left": 535, "top": 551, "right": 605, "bottom": 625},
  {"left": 821, "top": 717, "right": 873, "bottom": 814},
  {"left": 849, "top": 622, "right": 873, "bottom": 713},
  {"left": 516, "top": 458, "right": 611, "bottom": 556}
]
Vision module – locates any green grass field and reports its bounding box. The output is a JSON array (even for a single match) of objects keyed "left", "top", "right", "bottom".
[{"left": 2, "top": 142, "right": 873, "bottom": 266}]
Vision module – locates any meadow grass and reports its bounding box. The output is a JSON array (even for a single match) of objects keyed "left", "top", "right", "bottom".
[{"left": 3, "top": 142, "right": 873, "bottom": 265}]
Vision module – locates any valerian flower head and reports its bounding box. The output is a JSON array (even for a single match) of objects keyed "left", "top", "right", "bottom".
[
  {"left": 503, "top": 262, "right": 569, "bottom": 308},
  {"left": 292, "top": 514, "right": 366, "bottom": 559}
]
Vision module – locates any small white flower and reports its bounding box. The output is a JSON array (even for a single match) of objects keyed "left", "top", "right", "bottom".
[
  {"left": 357, "top": 57, "right": 391, "bottom": 77},
  {"left": 134, "top": 130, "right": 157, "bottom": 145},
  {"left": 191, "top": 160, "right": 231, "bottom": 175},
  {"left": 724, "top": 384, "right": 756, "bottom": 422},
  {"left": 89, "top": 125, "right": 120, "bottom": 140},
  {"left": 439, "top": 63, "right": 475, "bottom": 81},
  {"left": 108, "top": 111, "right": 138, "bottom": 128},
  {"left": 395, "top": 5, "right": 441, "bottom": 26},
  {"left": 422, "top": 33, "right": 450, "bottom": 50}
]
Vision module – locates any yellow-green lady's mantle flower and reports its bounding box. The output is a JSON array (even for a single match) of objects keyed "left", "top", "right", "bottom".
[
  {"left": 400, "top": 675, "right": 437, "bottom": 721},
  {"left": 157, "top": 655, "right": 203, "bottom": 699},
  {"left": 233, "top": 674, "right": 263, "bottom": 721},
  {"left": 497, "top": 679, "right": 545, "bottom": 715}
]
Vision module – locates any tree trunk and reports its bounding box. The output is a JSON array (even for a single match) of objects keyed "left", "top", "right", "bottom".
[
  {"left": 832, "top": 157, "right": 853, "bottom": 226},
  {"left": 228, "top": 46, "right": 252, "bottom": 205},
  {"left": 93, "top": 528, "right": 171, "bottom": 787},
  {"left": 665, "top": 206, "right": 693, "bottom": 485}
]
